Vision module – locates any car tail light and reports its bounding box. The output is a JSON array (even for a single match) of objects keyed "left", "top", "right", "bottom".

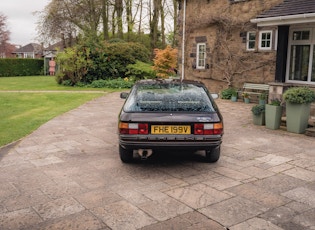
[
  {"left": 119, "top": 122, "right": 148, "bottom": 134},
  {"left": 194, "top": 123, "right": 223, "bottom": 135}
]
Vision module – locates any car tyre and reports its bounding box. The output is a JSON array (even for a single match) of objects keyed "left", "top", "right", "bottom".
[
  {"left": 205, "top": 146, "right": 220, "bottom": 163},
  {"left": 119, "top": 145, "right": 133, "bottom": 163}
]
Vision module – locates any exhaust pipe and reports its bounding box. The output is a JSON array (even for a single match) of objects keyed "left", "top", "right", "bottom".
[{"left": 138, "top": 149, "right": 153, "bottom": 160}]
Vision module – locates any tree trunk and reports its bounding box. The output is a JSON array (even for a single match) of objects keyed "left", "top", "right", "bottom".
[
  {"left": 102, "top": 0, "right": 109, "bottom": 40},
  {"left": 150, "top": 0, "right": 161, "bottom": 50},
  {"left": 115, "top": 0, "right": 124, "bottom": 39}
]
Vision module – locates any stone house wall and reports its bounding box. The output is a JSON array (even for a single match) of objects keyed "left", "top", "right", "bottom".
[{"left": 178, "top": 0, "right": 283, "bottom": 93}]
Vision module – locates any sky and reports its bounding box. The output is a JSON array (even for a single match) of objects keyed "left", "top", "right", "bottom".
[{"left": 1, "top": 0, "right": 50, "bottom": 46}]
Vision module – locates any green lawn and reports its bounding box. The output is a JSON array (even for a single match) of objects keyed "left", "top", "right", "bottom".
[
  {"left": 0, "top": 76, "right": 114, "bottom": 147},
  {"left": 0, "top": 76, "right": 111, "bottom": 91}
]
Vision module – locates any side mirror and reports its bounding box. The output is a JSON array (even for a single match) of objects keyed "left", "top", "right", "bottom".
[
  {"left": 211, "top": 93, "right": 219, "bottom": 99},
  {"left": 120, "top": 92, "right": 129, "bottom": 99}
]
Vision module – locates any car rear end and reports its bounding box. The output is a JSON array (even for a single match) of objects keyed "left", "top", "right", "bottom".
[{"left": 118, "top": 79, "right": 223, "bottom": 162}]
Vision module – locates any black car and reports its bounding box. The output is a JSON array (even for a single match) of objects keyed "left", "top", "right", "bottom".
[{"left": 118, "top": 79, "right": 224, "bottom": 163}]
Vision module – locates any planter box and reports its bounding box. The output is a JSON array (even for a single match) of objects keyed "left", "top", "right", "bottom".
[
  {"left": 286, "top": 102, "right": 311, "bottom": 134},
  {"left": 253, "top": 113, "right": 265, "bottom": 126},
  {"left": 265, "top": 104, "right": 282, "bottom": 130},
  {"left": 231, "top": 96, "right": 237, "bottom": 102}
]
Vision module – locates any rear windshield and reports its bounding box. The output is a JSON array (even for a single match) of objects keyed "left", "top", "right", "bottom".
[{"left": 123, "top": 82, "right": 215, "bottom": 112}]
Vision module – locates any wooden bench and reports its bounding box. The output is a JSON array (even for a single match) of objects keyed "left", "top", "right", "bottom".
[{"left": 239, "top": 83, "right": 270, "bottom": 101}]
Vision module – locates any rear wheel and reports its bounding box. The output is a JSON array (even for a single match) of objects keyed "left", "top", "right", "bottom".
[
  {"left": 119, "top": 145, "right": 133, "bottom": 163},
  {"left": 205, "top": 146, "right": 220, "bottom": 163}
]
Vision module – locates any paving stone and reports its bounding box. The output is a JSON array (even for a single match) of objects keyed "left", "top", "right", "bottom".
[
  {"left": 282, "top": 187, "right": 315, "bottom": 207},
  {"left": 199, "top": 196, "right": 267, "bottom": 227},
  {"left": 4, "top": 189, "right": 51, "bottom": 212},
  {"left": 0, "top": 208, "right": 42, "bottom": 229},
  {"left": 202, "top": 175, "right": 242, "bottom": 190},
  {"left": 166, "top": 183, "right": 232, "bottom": 209},
  {"left": 283, "top": 167, "right": 315, "bottom": 182},
  {"left": 292, "top": 208, "right": 315, "bottom": 229},
  {"left": 211, "top": 166, "right": 252, "bottom": 181},
  {"left": 253, "top": 174, "right": 306, "bottom": 194},
  {"left": 138, "top": 197, "right": 192, "bottom": 221},
  {"left": 239, "top": 165, "right": 275, "bottom": 179},
  {"left": 230, "top": 217, "right": 284, "bottom": 230},
  {"left": 33, "top": 197, "right": 85, "bottom": 220},
  {"left": 30, "top": 155, "right": 64, "bottom": 167},
  {"left": 33, "top": 210, "right": 109, "bottom": 230},
  {"left": 259, "top": 205, "right": 310, "bottom": 230},
  {"left": 255, "top": 154, "right": 292, "bottom": 166},
  {"left": 228, "top": 183, "right": 289, "bottom": 209},
  {"left": 75, "top": 189, "right": 122, "bottom": 208},
  {"left": 140, "top": 211, "right": 225, "bottom": 230},
  {"left": 91, "top": 200, "right": 156, "bottom": 230}
]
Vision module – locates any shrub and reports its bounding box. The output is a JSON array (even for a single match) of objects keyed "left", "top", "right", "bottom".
[
  {"left": 283, "top": 87, "right": 315, "bottom": 104},
  {"left": 90, "top": 78, "right": 134, "bottom": 89},
  {"left": 269, "top": 98, "right": 281, "bottom": 106},
  {"left": 152, "top": 45, "right": 178, "bottom": 78},
  {"left": 220, "top": 88, "right": 237, "bottom": 99},
  {"left": 55, "top": 46, "right": 92, "bottom": 85},
  {"left": 0, "top": 58, "right": 43, "bottom": 77},
  {"left": 251, "top": 104, "right": 265, "bottom": 115},
  {"left": 126, "top": 61, "right": 156, "bottom": 80}
]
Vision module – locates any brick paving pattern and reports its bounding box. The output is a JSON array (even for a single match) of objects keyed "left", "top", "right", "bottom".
[{"left": 0, "top": 92, "right": 314, "bottom": 229}]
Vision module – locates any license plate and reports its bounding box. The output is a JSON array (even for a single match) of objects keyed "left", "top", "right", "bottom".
[{"left": 151, "top": 125, "right": 191, "bottom": 134}]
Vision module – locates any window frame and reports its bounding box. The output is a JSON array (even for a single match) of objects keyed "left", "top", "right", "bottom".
[
  {"left": 259, "top": 30, "right": 273, "bottom": 50},
  {"left": 286, "top": 27, "right": 315, "bottom": 85},
  {"left": 246, "top": 31, "right": 256, "bottom": 51},
  {"left": 196, "top": 43, "right": 206, "bottom": 69}
]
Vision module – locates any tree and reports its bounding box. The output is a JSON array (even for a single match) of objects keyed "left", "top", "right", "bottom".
[
  {"left": 115, "top": 0, "right": 124, "bottom": 38},
  {"left": 152, "top": 45, "right": 178, "bottom": 78},
  {"left": 150, "top": 0, "right": 161, "bottom": 50},
  {"left": 0, "top": 13, "right": 10, "bottom": 57}
]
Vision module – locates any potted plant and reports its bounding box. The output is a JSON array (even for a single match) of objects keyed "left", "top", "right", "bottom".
[
  {"left": 251, "top": 104, "right": 265, "bottom": 125},
  {"left": 265, "top": 98, "right": 282, "bottom": 130},
  {"left": 231, "top": 89, "right": 238, "bottom": 102},
  {"left": 259, "top": 93, "right": 267, "bottom": 105},
  {"left": 242, "top": 92, "right": 250, "bottom": 104},
  {"left": 220, "top": 88, "right": 237, "bottom": 101},
  {"left": 283, "top": 87, "right": 315, "bottom": 134}
]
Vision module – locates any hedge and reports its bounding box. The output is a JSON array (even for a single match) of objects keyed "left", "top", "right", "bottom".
[{"left": 0, "top": 59, "right": 44, "bottom": 77}]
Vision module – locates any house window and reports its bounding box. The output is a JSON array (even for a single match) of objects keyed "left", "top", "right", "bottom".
[
  {"left": 287, "top": 28, "right": 315, "bottom": 84},
  {"left": 259, "top": 31, "right": 272, "bottom": 50},
  {"left": 289, "top": 45, "right": 310, "bottom": 81},
  {"left": 246, "top": 32, "right": 256, "bottom": 51},
  {"left": 24, "top": 53, "right": 35, "bottom": 58},
  {"left": 196, "top": 43, "right": 206, "bottom": 69}
]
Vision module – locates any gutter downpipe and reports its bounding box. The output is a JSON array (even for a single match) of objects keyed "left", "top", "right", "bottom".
[{"left": 181, "top": 0, "right": 186, "bottom": 81}]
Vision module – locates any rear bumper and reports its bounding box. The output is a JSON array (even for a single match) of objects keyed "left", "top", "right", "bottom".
[{"left": 119, "top": 134, "right": 222, "bottom": 151}]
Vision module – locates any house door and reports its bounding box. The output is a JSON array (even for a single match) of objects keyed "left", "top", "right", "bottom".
[{"left": 287, "top": 26, "right": 315, "bottom": 84}]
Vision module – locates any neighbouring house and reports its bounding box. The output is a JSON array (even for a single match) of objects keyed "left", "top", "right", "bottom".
[
  {"left": 0, "top": 43, "right": 17, "bottom": 58},
  {"left": 177, "top": 0, "right": 315, "bottom": 97},
  {"left": 43, "top": 41, "right": 67, "bottom": 75},
  {"left": 12, "top": 43, "right": 43, "bottom": 58}
]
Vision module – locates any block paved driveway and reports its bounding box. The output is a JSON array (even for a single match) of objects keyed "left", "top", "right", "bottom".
[{"left": 0, "top": 92, "right": 315, "bottom": 230}]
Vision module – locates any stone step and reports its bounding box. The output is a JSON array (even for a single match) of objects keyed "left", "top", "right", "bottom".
[{"left": 305, "top": 128, "right": 315, "bottom": 137}]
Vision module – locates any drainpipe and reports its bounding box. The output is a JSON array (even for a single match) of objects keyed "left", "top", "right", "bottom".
[{"left": 181, "top": 0, "right": 186, "bottom": 81}]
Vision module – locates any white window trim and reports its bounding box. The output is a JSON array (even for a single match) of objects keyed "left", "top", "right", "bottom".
[
  {"left": 196, "top": 43, "right": 206, "bottom": 69},
  {"left": 246, "top": 31, "right": 256, "bottom": 51},
  {"left": 274, "top": 29, "right": 278, "bottom": 51},
  {"left": 286, "top": 27, "right": 315, "bottom": 85},
  {"left": 259, "top": 30, "right": 273, "bottom": 51}
]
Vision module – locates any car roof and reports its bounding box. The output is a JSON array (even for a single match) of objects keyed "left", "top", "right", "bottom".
[{"left": 135, "top": 78, "right": 205, "bottom": 86}]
